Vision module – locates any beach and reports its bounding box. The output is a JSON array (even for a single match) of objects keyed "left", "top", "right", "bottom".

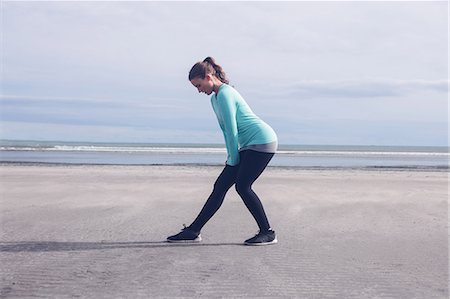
[{"left": 0, "top": 164, "right": 448, "bottom": 298}]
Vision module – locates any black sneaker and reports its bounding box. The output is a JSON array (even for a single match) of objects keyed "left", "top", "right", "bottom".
[
  {"left": 244, "top": 229, "right": 277, "bottom": 246},
  {"left": 167, "top": 225, "right": 202, "bottom": 243}
]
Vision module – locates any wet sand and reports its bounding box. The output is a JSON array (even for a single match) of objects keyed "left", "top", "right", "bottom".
[{"left": 0, "top": 165, "right": 448, "bottom": 298}]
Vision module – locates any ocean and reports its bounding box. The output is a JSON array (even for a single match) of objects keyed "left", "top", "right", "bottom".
[{"left": 0, "top": 140, "right": 448, "bottom": 171}]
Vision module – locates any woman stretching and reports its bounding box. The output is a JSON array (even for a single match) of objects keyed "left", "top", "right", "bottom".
[{"left": 167, "top": 57, "right": 278, "bottom": 246}]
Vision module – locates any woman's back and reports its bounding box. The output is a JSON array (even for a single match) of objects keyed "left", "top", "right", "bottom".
[{"left": 211, "top": 84, "right": 277, "bottom": 149}]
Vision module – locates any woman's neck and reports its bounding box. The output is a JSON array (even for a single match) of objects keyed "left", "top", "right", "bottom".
[{"left": 213, "top": 82, "right": 224, "bottom": 95}]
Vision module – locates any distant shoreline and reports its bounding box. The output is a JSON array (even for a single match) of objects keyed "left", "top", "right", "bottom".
[
  {"left": 1, "top": 140, "right": 448, "bottom": 169},
  {"left": 1, "top": 139, "right": 449, "bottom": 152}
]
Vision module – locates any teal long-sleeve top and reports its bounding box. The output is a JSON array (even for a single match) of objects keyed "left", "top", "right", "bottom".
[{"left": 211, "top": 84, "right": 278, "bottom": 166}]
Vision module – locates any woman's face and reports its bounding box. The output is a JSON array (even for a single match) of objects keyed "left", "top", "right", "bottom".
[{"left": 190, "top": 75, "right": 214, "bottom": 95}]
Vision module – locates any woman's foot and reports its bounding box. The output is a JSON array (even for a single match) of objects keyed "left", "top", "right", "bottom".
[
  {"left": 244, "top": 229, "right": 277, "bottom": 246},
  {"left": 167, "top": 225, "right": 202, "bottom": 243}
]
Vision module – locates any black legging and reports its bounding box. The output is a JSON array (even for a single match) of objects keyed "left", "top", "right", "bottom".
[{"left": 189, "top": 150, "right": 274, "bottom": 233}]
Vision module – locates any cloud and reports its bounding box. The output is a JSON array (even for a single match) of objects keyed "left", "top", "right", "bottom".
[
  {"left": 295, "top": 79, "right": 448, "bottom": 98},
  {"left": 0, "top": 121, "right": 222, "bottom": 144},
  {"left": 0, "top": 94, "right": 216, "bottom": 131},
  {"left": 1, "top": 1, "right": 448, "bottom": 146},
  {"left": 0, "top": 94, "right": 185, "bottom": 110},
  {"left": 250, "top": 79, "right": 449, "bottom": 100}
]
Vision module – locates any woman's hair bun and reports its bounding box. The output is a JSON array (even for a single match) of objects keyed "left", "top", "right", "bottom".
[{"left": 189, "top": 57, "right": 229, "bottom": 84}]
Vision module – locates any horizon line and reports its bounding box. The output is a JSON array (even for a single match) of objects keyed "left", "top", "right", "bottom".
[{"left": 0, "top": 139, "right": 448, "bottom": 149}]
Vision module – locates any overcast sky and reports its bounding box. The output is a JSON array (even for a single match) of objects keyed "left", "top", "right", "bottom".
[{"left": 1, "top": 1, "right": 448, "bottom": 146}]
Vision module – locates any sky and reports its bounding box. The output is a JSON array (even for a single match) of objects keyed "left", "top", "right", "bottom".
[{"left": 0, "top": 1, "right": 448, "bottom": 146}]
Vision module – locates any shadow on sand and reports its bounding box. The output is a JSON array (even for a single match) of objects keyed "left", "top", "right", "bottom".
[{"left": 0, "top": 241, "right": 245, "bottom": 252}]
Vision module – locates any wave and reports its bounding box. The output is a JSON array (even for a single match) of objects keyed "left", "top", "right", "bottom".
[
  {"left": 1, "top": 145, "right": 448, "bottom": 157},
  {"left": 278, "top": 150, "right": 449, "bottom": 157},
  {"left": 0, "top": 145, "right": 226, "bottom": 153}
]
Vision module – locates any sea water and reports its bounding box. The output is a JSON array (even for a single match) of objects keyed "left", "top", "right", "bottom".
[{"left": 0, "top": 140, "right": 448, "bottom": 170}]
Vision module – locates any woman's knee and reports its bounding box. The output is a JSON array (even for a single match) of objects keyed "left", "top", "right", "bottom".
[{"left": 235, "top": 181, "right": 251, "bottom": 196}]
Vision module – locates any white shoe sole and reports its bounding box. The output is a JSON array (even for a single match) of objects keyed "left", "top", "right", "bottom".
[
  {"left": 166, "top": 235, "right": 202, "bottom": 243},
  {"left": 244, "top": 237, "right": 278, "bottom": 246}
]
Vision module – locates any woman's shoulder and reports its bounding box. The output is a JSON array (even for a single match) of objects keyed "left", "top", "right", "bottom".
[
  {"left": 218, "top": 84, "right": 242, "bottom": 100},
  {"left": 222, "top": 84, "right": 238, "bottom": 93}
]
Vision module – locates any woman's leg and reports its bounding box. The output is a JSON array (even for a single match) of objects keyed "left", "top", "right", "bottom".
[
  {"left": 235, "top": 150, "right": 274, "bottom": 232},
  {"left": 188, "top": 165, "right": 238, "bottom": 232}
]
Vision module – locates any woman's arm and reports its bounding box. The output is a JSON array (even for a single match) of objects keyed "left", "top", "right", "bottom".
[{"left": 217, "top": 92, "right": 239, "bottom": 166}]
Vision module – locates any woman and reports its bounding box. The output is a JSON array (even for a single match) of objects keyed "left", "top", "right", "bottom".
[{"left": 167, "top": 57, "right": 278, "bottom": 246}]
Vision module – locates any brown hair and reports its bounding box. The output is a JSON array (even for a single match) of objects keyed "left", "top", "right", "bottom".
[{"left": 188, "top": 57, "right": 229, "bottom": 84}]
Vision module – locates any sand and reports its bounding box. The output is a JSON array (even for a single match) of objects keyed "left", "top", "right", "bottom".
[{"left": 0, "top": 164, "right": 448, "bottom": 298}]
